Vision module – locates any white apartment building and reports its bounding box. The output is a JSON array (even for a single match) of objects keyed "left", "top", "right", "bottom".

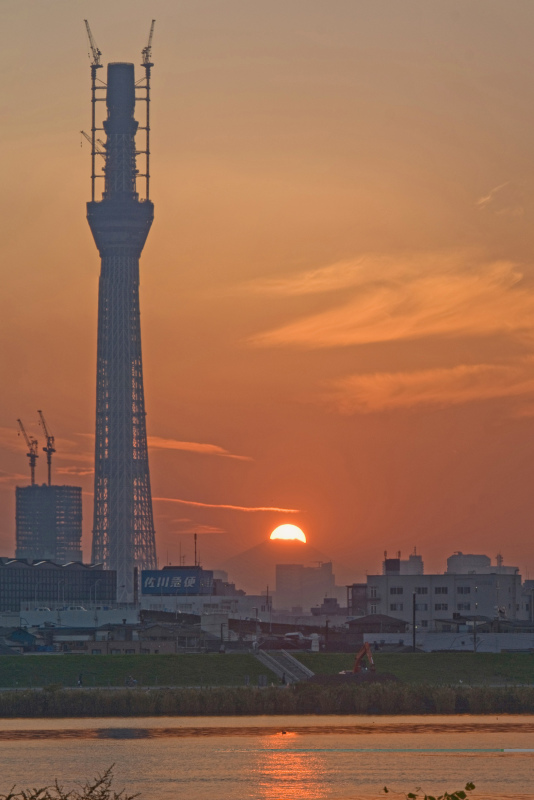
[{"left": 367, "top": 571, "right": 523, "bottom": 629}]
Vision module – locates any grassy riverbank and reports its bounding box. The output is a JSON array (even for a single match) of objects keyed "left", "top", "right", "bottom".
[
  {"left": 1, "top": 683, "right": 534, "bottom": 717},
  {"left": 2, "top": 652, "right": 533, "bottom": 690},
  {"left": 296, "top": 652, "right": 534, "bottom": 685},
  {"left": 0, "top": 654, "right": 276, "bottom": 688}
]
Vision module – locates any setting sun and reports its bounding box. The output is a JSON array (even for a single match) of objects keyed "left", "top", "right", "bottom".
[{"left": 270, "top": 524, "right": 306, "bottom": 543}]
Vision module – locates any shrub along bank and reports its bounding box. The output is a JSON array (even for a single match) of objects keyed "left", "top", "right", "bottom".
[{"left": 2, "top": 683, "right": 534, "bottom": 717}]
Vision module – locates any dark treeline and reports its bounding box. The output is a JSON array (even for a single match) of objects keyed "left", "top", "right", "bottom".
[{"left": 1, "top": 683, "right": 534, "bottom": 717}]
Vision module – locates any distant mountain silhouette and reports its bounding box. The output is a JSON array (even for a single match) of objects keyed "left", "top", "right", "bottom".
[{"left": 221, "top": 538, "right": 332, "bottom": 595}]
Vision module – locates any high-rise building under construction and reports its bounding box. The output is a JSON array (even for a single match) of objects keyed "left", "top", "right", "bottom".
[
  {"left": 14, "top": 416, "right": 82, "bottom": 564},
  {"left": 86, "top": 27, "right": 157, "bottom": 602},
  {"left": 16, "top": 485, "right": 83, "bottom": 563}
]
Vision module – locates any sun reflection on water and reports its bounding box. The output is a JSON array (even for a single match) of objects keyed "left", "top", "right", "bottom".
[{"left": 255, "top": 733, "right": 328, "bottom": 799}]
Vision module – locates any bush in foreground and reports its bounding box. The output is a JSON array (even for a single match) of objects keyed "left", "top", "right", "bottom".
[
  {"left": 0, "top": 767, "right": 136, "bottom": 800},
  {"left": 0, "top": 769, "right": 476, "bottom": 800},
  {"left": 384, "top": 781, "right": 475, "bottom": 800}
]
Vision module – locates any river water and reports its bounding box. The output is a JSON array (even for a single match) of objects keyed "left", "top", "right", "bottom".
[{"left": 0, "top": 715, "right": 532, "bottom": 799}]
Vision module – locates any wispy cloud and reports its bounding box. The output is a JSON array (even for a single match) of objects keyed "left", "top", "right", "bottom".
[
  {"left": 241, "top": 257, "right": 373, "bottom": 296},
  {"left": 327, "top": 360, "right": 534, "bottom": 414},
  {"left": 153, "top": 496, "right": 301, "bottom": 513},
  {"left": 248, "top": 253, "right": 534, "bottom": 350},
  {"left": 56, "top": 465, "right": 94, "bottom": 476},
  {"left": 147, "top": 436, "right": 252, "bottom": 462},
  {"left": 0, "top": 426, "right": 31, "bottom": 453},
  {"left": 171, "top": 523, "right": 227, "bottom": 534},
  {"left": 0, "top": 470, "right": 27, "bottom": 486},
  {"left": 476, "top": 182, "right": 525, "bottom": 218}
]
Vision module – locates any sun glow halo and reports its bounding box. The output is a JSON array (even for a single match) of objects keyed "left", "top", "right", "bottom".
[{"left": 270, "top": 524, "right": 306, "bottom": 543}]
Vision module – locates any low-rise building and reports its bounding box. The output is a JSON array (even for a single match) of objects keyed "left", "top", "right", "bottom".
[
  {"left": 367, "top": 553, "right": 523, "bottom": 630},
  {"left": 0, "top": 559, "right": 116, "bottom": 612}
]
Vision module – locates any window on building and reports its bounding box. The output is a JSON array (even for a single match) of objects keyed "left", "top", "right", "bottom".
[
  {"left": 435, "top": 587, "right": 448, "bottom": 594},
  {"left": 370, "top": 604, "right": 377, "bottom": 615},
  {"left": 390, "top": 587, "right": 403, "bottom": 595},
  {"left": 457, "top": 603, "right": 471, "bottom": 611},
  {"left": 434, "top": 603, "right": 448, "bottom": 611},
  {"left": 369, "top": 587, "right": 378, "bottom": 599},
  {"left": 390, "top": 603, "right": 403, "bottom": 611},
  {"left": 457, "top": 587, "right": 471, "bottom": 594},
  {"left": 415, "top": 603, "right": 428, "bottom": 611},
  {"left": 421, "top": 620, "right": 428, "bottom": 627},
  {"left": 416, "top": 587, "right": 428, "bottom": 595}
]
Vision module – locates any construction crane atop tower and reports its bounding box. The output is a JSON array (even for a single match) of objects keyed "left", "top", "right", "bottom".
[
  {"left": 84, "top": 21, "right": 104, "bottom": 203},
  {"left": 37, "top": 411, "right": 56, "bottom": 487},
  {"left": 16, "top": 420, "right": 39, "bottom": 486},
  {"left": 80, "top": 130, "right": 105, "bottom": 157},
  {"left": 84, "top": 20, "right": 102, "bottom": 69},
  {"left": 142, "top": 20, "right": 156, "bottom": 66}
]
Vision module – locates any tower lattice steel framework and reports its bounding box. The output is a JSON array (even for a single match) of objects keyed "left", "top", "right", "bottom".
[{"left": 86, "top": 33, "right": 157, "bottom": 602}]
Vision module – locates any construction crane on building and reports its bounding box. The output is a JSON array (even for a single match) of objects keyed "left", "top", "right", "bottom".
[
  {"left": 37, "top": 411, "right": 56, "bottom": 487},
  {"left": 84, "top": 20, "right": 103, "bottom": 69},
  {"left": 142, "top": 20, "right": 156, "bottom": 66},
  {"left": 80, "top": 130, "right": 105, "bottom": 157},
  {"left": 16, "top": 420, "right": 39, "bottom": 486},
  {"left": 84, "top": 20, "right": 104, "bottom": 203}
]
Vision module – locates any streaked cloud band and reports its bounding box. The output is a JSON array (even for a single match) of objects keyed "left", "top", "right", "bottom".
[
  {"left": 153, "top": 496, "right": 300, "bottom": 513},
  {"left": 328, "top": 360, "right": 534, "bottom": 414}
]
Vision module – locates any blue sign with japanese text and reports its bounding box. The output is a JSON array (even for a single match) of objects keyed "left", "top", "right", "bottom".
[{"left": 141, "top": 568, "right": 213, "bottom": 596}]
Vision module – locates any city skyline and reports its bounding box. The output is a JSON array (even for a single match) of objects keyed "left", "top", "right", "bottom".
[{"left": 3, "top": 1, "right": 534, "bottom": 585}]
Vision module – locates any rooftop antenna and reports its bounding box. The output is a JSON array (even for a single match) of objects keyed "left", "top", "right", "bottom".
[
  {"left": 17, "top": 420, "right": 39, "bottom": 486},
  {"left": 84, "top": 20, "right": 104, "bottom": 202},
  {"left": 37, "top": 411, "right": 56, "bottom": 487}
]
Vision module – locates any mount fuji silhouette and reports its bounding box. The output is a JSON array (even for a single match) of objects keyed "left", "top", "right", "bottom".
[{"left": 222, "top": 537, "right": 331, "bottom": 595}]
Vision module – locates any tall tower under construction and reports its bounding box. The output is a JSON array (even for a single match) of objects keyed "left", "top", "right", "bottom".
[{"left": 86, "top": 29, "right": 157, "bottom": 602}]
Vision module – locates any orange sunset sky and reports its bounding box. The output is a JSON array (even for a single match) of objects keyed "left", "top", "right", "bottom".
[{"left": 2, "top": 1, "right": 534, "bottom": 587}]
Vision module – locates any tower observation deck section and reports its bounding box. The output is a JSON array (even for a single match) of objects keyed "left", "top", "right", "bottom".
[{"left": 87, "top": 62, "right": 157, "bottom": 602}]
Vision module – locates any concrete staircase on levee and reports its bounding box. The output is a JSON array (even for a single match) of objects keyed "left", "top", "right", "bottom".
[{"left": 255, "top": 650, "right": 315, "bottom": 684}]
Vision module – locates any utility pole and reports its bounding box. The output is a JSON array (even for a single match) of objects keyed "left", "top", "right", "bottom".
[
  {"left": 473, "top": 585, "right": 478, "bottom": 652},
  {"left": 412, "top": 591, "right": 416, "bottom": 652}
]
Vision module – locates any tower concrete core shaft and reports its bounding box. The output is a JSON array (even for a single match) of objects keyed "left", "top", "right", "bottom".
[{"left": 87, "top": 62, "right": 157, "bottom": 603}]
